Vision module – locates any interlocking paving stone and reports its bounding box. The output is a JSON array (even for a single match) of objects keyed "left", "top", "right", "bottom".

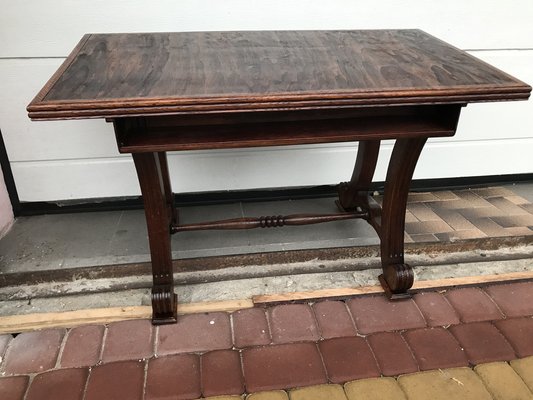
[
  {"left": 201, "top": 350, "right": 244, "bottom": 397},
  {"left": 60, "top": 325, "right": 104, "bottom": 368},
  {"left": 0, "top": 334, "right": 12, "bottom": 358},
  {"left": 492, "top": 214, "right": 533, "bottom": 227},
  {"left": 85, "top": 360, "right": 144, "bottom": 400},
  {"left": 433, "top": 190, "right": 460, "bottom": 201},
  {"left": 247, "top": 390, "right": 289, "bottom": 400},
  {"left": 507, "top": 195, "right": 531, "bottom": 205},
  {"left": 426, "top": 198, "right": 473, "bottom": 211},
  {"left": 312, "top": 301, "right": 356, "bottom": 339},
  {"left": 25, "top": 368, "right": 88, "bottom": 400},
  {"left": 449, "top": 322, "right": 516, "bottom": 364},
  {"left": 0, "top": 376, "right": 29, "bottom": 400},
  {"left": 145, "top": 354, "right": 201, "bottom": 400},
  {"left": 347, "top": 296, "right": 426, "bottom": 334},
  {"left": 431, "top": 209, "right": 478, "bottom": 230},
  {"left": 102, "top": 319, "right": 153, "bottom": 363},
  {"left": 398, "top": 368, "right": 493, "bottom": 400},
  {"left": 268, "top": 304, "right": 320, "bottom": 344},
  {"left": 405, "top": 220, "right": 454, "bottom": 235},
  {"left": 407, "top": 203, "right": 441, "bottom": 221},
  {"left": 488, "top": 197, "right": 530, "bottom": 215},
  {"left": 413, "top": 291, "right": 460, "bottom": 327},
  {"left": 344, "top": 377, "right": 407, "bottom": 400},
  {"left": 242, "top": 343, "right": 326, "bottom": 392},
  {"left": 510, "top": 356, "right": 533, "bottom": 392},
  {"left": 444, "top": 287, "right": 504, "bottom": 323},
  {"left": 484, "top": 282, "right": 533, "bottom": 318},
  {"left": 202, "top": 396, "right": 242, "bottom": 399},
  {"left": 435, "top": 229, "right": 486, "bottom": 241},
  {"left": 403, "top": 327, "right": 468, "bottom": 370},
  {"left": 410, "top": 233, "right": 439, "bottom": 243},
  {"left": 407, "top": 192, "right": 439, "bottom": 203},
  {"left": 494, "top": 318, "right": 533, "bottom": 357},
  {"left": 405, "top": 211, "right": 418, "bottom": 223},
  {"left": 474, "top": 362, "right": 533, "bottom": 400},
  {"left": 472, "top": 187, "right": 515, "bottom": 198},
  {"left": 471, "top": 217, "right": 519, "bottom": 237},
  {"left": 367, "top": 332, "right": 418, "bottom": 376},
  {"left": 232, "top": 308, "right": 271, "bottom": 348},
  {"left": 319, "top": 337, "right": 380, "bottom": 383},
  {"left": 288, "top": 384, "right": 348, "bottom": 400},
  {"left": 460, "top": 207, "right": 506, "bottom": 219},
  {"left": 157, "top": 312, "right": 232, "bottom": 355},
  {"left": 2, "top": 329, "right": 65, "bottom": 374}
]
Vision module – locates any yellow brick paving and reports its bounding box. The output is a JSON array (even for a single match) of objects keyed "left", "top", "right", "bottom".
[
  {"left": 345, "top": 377, "right": 407, "bottom": 400},
  {"left": 247, "top": 390, "right": 289, "bottom": 400},
  {"left": 201, "top": 357, "right": 533, "bottom": 400},
  {"left": 475, "top": 362, "right": 532, "bottom": 400},
  {"left": 289, "top": 384, "right": 347, "bottom": 400},
  {"left": 512, "top": 357, "right": 533, "bottom": 393},
  {"left": 398, "top": 368, "right": 493, "bottom": 400}
]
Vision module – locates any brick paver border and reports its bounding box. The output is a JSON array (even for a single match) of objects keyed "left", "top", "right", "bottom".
[{"left": 0, "top": 281, "right": 532, "bottom": 399}]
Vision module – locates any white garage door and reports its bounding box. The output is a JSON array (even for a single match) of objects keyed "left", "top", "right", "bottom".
[{"left": 1, "top": 1, "right": 532, "bottom": 202}]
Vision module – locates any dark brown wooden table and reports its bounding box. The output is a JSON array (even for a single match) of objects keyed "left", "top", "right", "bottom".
[{"left": 28, "top": 30, "right": 530, "bottom": 324}]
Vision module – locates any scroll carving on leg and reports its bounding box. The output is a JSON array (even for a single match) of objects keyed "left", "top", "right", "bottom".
[
  {"left": 133, "top": 152, "right": 177, "bottom": 324},
  {"left": 379, "top": 137, "right": 427, "bottom": 299}
]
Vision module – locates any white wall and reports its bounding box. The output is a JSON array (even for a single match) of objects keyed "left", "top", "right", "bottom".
[
  {"left": 0, "top": 1, "right": 532, "bottom": 202},
  {"left": 0, "top": 165, "right": 14, "bottom": 237}
]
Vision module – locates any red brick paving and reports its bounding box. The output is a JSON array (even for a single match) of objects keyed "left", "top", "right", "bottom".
[
  {"left": 413, "top": 291, "right": 460, "bottom": 327},
  {"left": 319, "top": 336, "right": 380, "bottom": 383},
  {"left": 145, "top": 354, "right": 201, "bottom": 400},
  {"left": 157, "top": 312, "right": 232, "bottom": 355},
  {"left": 444, "top": 287, "right": 504, "bottom": 323},
  {"left": 25, "top": 368, "right": 88, "bottom": 400},
  {"left": 0, "top": 376, "right": 29, "bottom": 400},
  {"left": 242, "top": 343, "right": 326, "bottom": 392},
  {"left": 449, "top": 322, "right": 516, "bottom": 364},
  {"left": 2, "top": 329, "right": 65, "bottom": 375},
  {"left": 201, "top": 350, "right": 244, "bottom": 397},
  {"left": 484, "top": 281, "right": 533, "bottom": 317},
  {"left": 232, "top": 308, "right": 271, "bottom": 348},
  {"left": 85, "top": 360, "right": 145, "bottom": 400},
  {"left": 268, "top": 304, "right": 320, "bottom": 344},
  {"left": 494, "top": 317, "right": 533, "bottom": 358},
  {"left": 60, "top": 325, "right": 104, "bottom": 368},
  {"left": 403, "top": 327, "right": 468, "bottom": 370},
  {"left": 367, "top": 332, "right": 418, "bottom": 376},
  {"left": 312, "top": 300, "right": 357, "bottom": 339},
  {"left": 347, "top": 295, "right": 426, "bottom": 334},
  {"left": 1, "top": 281, "right": 533, "bottom": 398},
  {"left": 102, "top": 319, "right": 153, "bottom": 362}
]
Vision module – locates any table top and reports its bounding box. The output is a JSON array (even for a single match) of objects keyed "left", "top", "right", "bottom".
[{"left": 28, "top": 30, "right": 530, "bottom": 120}]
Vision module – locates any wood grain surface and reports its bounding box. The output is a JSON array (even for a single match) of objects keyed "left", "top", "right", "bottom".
[{"left": 28, "top": 30, "right": 531, "bottom": 119}]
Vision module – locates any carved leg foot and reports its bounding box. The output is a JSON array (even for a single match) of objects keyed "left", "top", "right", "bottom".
[
  {"left": 379, "top": 137, "right": 427, "bottom": 300},
  {"left": 378, "top": 264, "right": 414, "bottom": 300},
  {"left": 133, "top": 152, "right": 177, "bottom": 324},
  {"left": 151, "top": 285, "right": 178, "bottom": 324}
]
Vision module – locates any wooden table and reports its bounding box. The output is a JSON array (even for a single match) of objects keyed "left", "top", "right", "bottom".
[{"left": 28, "top": 30, "right": 530, "bottom": 324}]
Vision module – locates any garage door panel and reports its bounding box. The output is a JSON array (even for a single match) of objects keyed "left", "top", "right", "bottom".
[
  {"left": 13, "top": 138, "right": 533, "bottom": 202},
  {"left": 2, "top": 0, "right": 533, "bottom": 57}
]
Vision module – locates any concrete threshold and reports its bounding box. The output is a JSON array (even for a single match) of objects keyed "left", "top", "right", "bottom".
[{"left": 0, "top": 241, "right": 532, "bottom": 317}]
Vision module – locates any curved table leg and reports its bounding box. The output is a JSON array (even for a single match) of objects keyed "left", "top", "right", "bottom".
[
  {"left": 379, "top": 137, "right": 427, "bottom": 298},
  {"left": 158, "top": 152, "right": 179, "bottom": 225},
  {"left": 133, "top": 152, "right": 177, "bottom": 324},
  {"left": 338, "top": 140, "right": 381, "bottom": 211}
]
